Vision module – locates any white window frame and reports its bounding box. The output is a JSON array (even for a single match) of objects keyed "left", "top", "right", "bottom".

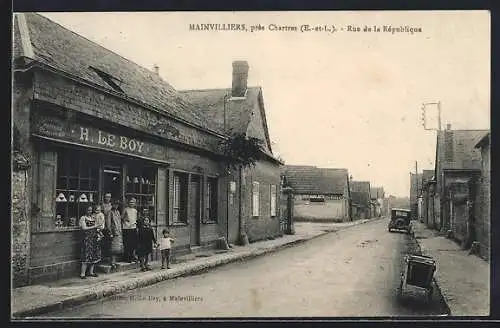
[
  {"left": 270, "top": 184, "right": 277, "bottom": 217},
  {"left": 252, "top": 181, "right": 260, "bottom": 217}
]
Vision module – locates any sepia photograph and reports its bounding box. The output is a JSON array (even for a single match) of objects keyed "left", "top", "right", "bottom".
[{"left": 11, "top": 10, "right": 490, "bottom": 319}]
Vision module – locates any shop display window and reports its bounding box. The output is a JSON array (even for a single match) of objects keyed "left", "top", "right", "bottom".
[
  {"left": 55, "top": 152, "right": 99, "bottom": 228},
  {"left": 205, "top": 177, "right": 218, "bottom": 223},
  {"left": 125, "top": 165, "right": 156, "bottom": 222}
]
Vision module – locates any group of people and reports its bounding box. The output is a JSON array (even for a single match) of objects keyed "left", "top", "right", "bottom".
[{"left": 79, "top": 194, "right": 175, "bottom": 279}]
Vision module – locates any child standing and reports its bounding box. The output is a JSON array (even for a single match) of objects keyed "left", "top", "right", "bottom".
[
  {"left": 93, "top": 205, "right": 105, "bottom": 242},
  {"left": 137, "top": 208, "right": 157, "bottom": 271},
  {"left": 158, "top": 229, "right": 175, "bottom": 269}
]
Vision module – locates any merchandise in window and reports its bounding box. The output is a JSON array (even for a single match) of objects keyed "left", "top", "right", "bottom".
[
  {"left": 55, "top": 152, "right": 99, "bottom": 228},
  {"left": 125, "top": 166, "right": 156, "bottom": 223}
]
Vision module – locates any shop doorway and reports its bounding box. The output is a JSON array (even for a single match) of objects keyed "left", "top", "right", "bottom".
[
  {"left": 102, "top": 164, "right": 122, "bottom": 203},
  {"left": 189, "top": 175, "right": 201, "bottom": 246}
]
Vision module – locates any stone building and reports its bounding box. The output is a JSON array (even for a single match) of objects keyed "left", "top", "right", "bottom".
[
  {"left": 474, "top": 132, "right": 490, "bottom": 260},
  {"left": 12, "top": 13, "right": 282, "bottom": 285}
]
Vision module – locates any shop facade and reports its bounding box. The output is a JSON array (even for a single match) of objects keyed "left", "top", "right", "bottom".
[{"left": 13, "top": 64, "right": 236, "bottom": 285}]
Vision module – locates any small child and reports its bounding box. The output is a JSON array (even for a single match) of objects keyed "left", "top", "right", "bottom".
[
  {"left": 93, "top": 205, "right": 105, "bottom": 242},
  {"left": 137, "top": 208, "right": 157, "bottom": 271},
  {"left": 158, "top": 229, "right": 175, "bottom": 269}
]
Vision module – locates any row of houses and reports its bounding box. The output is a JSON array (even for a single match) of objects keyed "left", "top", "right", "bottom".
[
  {"left": 414, "top": 124, "right": 490, "bottom": 261},
  {"left": 280, "top": 165, "right": 387, "bottom": 222},
  {"left": 12, "top": 13, "right": 286, "bottom": 286}
]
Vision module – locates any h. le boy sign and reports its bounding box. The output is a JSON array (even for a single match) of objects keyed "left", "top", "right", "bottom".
[{"left": 32, "top": 115, "right": 168, "bottom": 163}]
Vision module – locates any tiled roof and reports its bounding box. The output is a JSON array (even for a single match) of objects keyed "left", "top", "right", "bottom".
[
  {"left": 180, "top": 87, "right": 274, "bottom": 156},
  {"left": 281, "top": 165, "right": 349, "bottom": 195},
  {"left": 17, "top": 13, "right": 211, "bottom": 131},
  {"left": 350, "top": 181, "right": 370, "bottom": 193},
  {"left": 437, "top": 129, "right": 488, "bottom": 171},
  {"left": 475, "top": 131, "right": 490, "bottom": 149},
  {"left": 422, "top": 169, "right": 434, "bottom": 184}
]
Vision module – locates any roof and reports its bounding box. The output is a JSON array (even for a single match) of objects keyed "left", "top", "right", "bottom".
[
  {"left": 180, "top": 86, "right": 275, "bottom": 158},
  {"left": 391, "top": 208, "right": 411, "bottom": 212},
  {"left": 14, "top": 13, "right": 215, "bottom": 133},
  {"left": 350, "top": 181, "right": 370, "bottom": 193},
  {"left": 281, "top": 165, "right": 349, "bottom": 195},
  {"left": 422, "top": 169, "right": 434, "bottom": 184},
  {"left": 436, "top": 129, "right": 488, "bottom": 171},
  {"left": 474, "top": 131, "right": 490, "bottom": 149}
]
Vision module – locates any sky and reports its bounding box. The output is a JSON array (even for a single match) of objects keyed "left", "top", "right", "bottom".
[{"left": 36, "top": 11, "right": 490, "bottom": 198}]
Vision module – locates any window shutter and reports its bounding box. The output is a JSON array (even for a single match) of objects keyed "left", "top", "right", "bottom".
[
  {"left": 270, "top": 184, "right": 277, "bottom": 216},
  {"left": 38, "top": 150, "right": 57, "bottom": 231},
  {"left": 156, "top": 166, "right": 168, "bottom": 226},
  {"left": 252, "top": 181, "right": 260, "bottom": 217}
]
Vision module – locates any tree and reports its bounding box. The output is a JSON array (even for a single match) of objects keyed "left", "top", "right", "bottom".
[{"left": 219, "top": 132, "right": 265, "bottom": 170}]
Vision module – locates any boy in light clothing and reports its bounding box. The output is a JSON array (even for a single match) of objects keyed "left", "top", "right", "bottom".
[{"left": 158, "top": 229, "right": 175, "bottom": 269}]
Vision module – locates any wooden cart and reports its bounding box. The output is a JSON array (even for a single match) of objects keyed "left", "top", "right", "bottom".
[{"left": 398, "top": 254, "right": 437, "bottom": 303}]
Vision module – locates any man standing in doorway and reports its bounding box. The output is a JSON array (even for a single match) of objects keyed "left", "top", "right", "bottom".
[
  {"left": 122, "top": 198, "right": 138, "bottom": 263},
  {"left": 102, "top": 193, "right": 113, "bottom": 264}
]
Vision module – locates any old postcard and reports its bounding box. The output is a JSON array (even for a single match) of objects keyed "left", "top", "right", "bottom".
[{"left": 11, "top": 10, "right": 490, "bottom": 319}]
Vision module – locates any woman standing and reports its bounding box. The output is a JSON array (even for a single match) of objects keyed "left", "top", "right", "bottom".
[
  {"left": 79, "top": 206, "right": 101, "bottom": 279},
  {"left": 109, "top": 199, "right": 124, "bottom": 270},
  {"left": 122, "top": 198, "right": 138, "bottom": 263}
]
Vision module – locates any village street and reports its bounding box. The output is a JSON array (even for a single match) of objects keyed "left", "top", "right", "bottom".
[{"left": 38, "top": 218, "right": 448, "bottom": 318}]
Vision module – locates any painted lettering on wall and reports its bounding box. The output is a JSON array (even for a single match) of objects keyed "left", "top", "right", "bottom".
[
  {"left": 32, "top": 114, "right": 168, "bottom": 162},
  {"left": 79, "top": 128, "right": 146, "bottom": 153}
]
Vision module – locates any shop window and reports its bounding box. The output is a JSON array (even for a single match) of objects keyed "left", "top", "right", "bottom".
[
  {"left": 55, "top": 152, "right": 99, "bottom": 228},
  {"left": 205, "top": 177, "right": 218, "bottom": 223},
  {"left": 126, "top": 165, "right": 156, "bottom": 222},
  {"left": 173, "top": 172, "right": 188, "bottom": 224},
  {"left": 270, "top": 184, "right": 277, "bottom": 217},
  {"left": 252, "top": 181, "right": 260, "bottom": 217}
]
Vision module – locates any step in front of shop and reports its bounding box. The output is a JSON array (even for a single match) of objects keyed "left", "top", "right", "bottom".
[{"left": 97, "top": 261, "right": 139, "bottom": 274}]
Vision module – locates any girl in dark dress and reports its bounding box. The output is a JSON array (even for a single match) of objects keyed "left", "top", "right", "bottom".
[{"left": 137, "top": 208, "right": 157, "bottom": 271}]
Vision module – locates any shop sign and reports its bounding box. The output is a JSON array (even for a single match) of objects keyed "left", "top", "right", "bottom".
[{"left": 32, "top": 115, "right": 168, "bottom": 163}]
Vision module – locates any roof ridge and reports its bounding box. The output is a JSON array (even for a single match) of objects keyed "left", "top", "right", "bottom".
[
  {"left": 33, "top": 13, "right": 168, "bottom": 85},
  {"left": 179, "top": 86, "right": 261, "bottom": 93}
]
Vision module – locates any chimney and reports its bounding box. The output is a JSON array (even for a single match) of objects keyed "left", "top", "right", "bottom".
[
  {"left": 444, "top": 123, "right": 454, "bottom": 162},
  {"left": 231, "top": 61, "right": 249, "bottom": 97},
  {"left": 153, "top": 64, "right": 159, "bottom": 76}
]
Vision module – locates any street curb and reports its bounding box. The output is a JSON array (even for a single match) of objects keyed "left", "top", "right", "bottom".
[
  {"left": 410, "top": 230, "right": 452, "bottom": 316},
  {"left": 12, "top": 218, "right": 377, "bottom": 319}
]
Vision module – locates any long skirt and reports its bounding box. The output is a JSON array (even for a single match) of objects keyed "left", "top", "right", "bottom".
[{"left": 81, "top": 228, "right": 101, "bottom": 264}]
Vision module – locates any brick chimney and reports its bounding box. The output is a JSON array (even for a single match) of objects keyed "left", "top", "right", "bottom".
[
  {"left": 231, "top": 61, "right": 249, "bottom": 97},
  {"left": 444, "top": 123, "right": 454, "bottom": 162},
  {"left": 153, "top": 64, "right": 159, "bottom": 76}
]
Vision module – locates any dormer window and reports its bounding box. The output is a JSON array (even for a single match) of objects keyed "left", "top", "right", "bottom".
[{"left": 89, "top": 66, "right": 125, "bottom": 93}]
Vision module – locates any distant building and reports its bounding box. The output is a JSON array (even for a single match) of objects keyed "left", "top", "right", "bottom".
[
  {"left": 350, "top": 181, "right": 371, "bottom": 220},
  {"left": 433, "top": 124, "right": 487, "bottom": 249},
  {"left": 281, "top": 165, "right": 351, "bottom": 222},
  {"left": 370, "top": 187, "right": 385, "bottom": 217}
]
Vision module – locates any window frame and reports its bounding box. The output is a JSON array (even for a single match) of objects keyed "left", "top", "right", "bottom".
[
  {"left": 252, "top": 181, "right": 260, "bottom": 217},
  {"left": 270, "top": 184, "right": 277, "bottom": 217},
  {"left": 172, "top": 171, "right": 188, "bottom": 225},
  {"left": 204, "top": 177, "right": 218, "bottom": 224}
]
